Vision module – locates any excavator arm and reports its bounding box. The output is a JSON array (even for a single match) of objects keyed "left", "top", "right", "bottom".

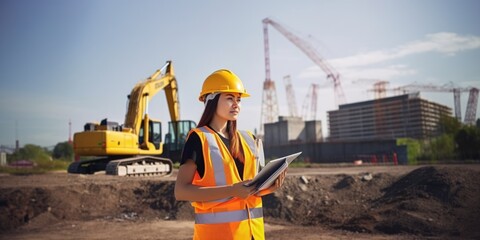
[
  {"left": 124, "top": 61, "right": 180, "bottom": 135},
  {"left": 122, "top": 61, "right": 183, "bottom": 152}
]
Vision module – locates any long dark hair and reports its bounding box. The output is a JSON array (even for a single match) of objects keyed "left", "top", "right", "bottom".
[{"left": 198, "top": 93, "right": 244, "bottom": 163}]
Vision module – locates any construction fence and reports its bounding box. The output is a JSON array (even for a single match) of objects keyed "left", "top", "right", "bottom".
[{"left": 264, "top": 139, "right": 407, "bottom": 165}]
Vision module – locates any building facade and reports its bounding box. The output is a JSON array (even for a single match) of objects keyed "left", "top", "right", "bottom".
[
  {"left": 328, "top": 93, "right": 452, "bottom": 141},
  {"left": 263, "top": 116, "right": 322, "bottom": 147}
]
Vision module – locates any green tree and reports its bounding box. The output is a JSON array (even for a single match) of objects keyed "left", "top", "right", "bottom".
[
  {"left": 3, "top": 144, "right": 71, "bottom": 174},
  {"left": 455, "top": 126, "right": 480, "bottom": 160},
  {"left": 53, "top": 141, "right": 74, "bottom": 160},
  {"left": 397, "top": 138, "right": 421, "bottom": 165},
  {"left": 430, "top": 134, "right": 455, "bottom": 161},
  {"left": 439, "top": 116, "right": 462, "bottom": 135},
  {"left": 12, "top": 144, "right": 51, "bottom": 162}
]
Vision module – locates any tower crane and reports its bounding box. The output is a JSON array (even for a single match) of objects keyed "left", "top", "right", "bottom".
[
  {"left": 301, "top": 83, "right": 319, "bottom": 121},
  {"left": 283, "top": 75, "right": 299, "bottom": 117},
  {"left": 392, "top": 83, "right": 478, "bottom": 124},
  {"left": 262, "top": 18, "right": 346, "bottom": 106},
  {"left": 358, "top": 79, "right": 390, "bottom": 99},
  {"left": 260, "top": 18, "right": 347, "bottom": 135}
]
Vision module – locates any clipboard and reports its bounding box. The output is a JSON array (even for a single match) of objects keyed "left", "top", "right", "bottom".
[{"left": 244, "top": 152, "right": 302, "bottom": 193}]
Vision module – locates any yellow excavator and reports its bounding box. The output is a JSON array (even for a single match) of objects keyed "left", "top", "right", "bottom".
[{"left": 68, "top": 61, "right": 196, "bottom": 176}]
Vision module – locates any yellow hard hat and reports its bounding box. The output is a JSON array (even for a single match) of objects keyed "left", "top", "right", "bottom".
[{"left": 199, "top": 69, "right": 250, "bottom": 101}]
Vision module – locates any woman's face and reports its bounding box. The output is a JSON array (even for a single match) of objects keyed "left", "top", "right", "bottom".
[{"left": 215, "top": 93, "right": 241, "bottom": 121}]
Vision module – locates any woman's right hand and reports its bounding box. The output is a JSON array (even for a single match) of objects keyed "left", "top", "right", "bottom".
[{"left": 231, "top": 181, "right": 256, "bottom": 199}]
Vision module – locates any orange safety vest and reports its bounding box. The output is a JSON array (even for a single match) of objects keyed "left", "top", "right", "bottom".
[{"left": 189, "top": 126, "right": 264, "bottom": 240}]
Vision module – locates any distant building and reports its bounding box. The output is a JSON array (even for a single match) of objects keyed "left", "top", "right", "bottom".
[
  {"left": 0, "top": 152, "right": 6, "bottom": 166},
  {"left": 263, "top": 116, "right": 323, "bottom": 147},
  {"left": 327, "top": 93, "right": 452, "bottom": 141}
]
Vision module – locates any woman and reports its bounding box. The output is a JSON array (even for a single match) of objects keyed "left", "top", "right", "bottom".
[{"left": 175, "top": 69, "right": 286, "bottom": 240}]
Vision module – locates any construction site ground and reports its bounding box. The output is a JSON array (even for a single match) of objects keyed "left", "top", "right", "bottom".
[{"left": 1, "top": 163, "right": 479, "bottom": 240}]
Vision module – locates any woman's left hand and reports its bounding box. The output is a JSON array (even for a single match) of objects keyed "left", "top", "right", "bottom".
[
  {"left": 256, "top": 170, "right": 287, "bottom": 196},
  {"left": 272, "top": 169, "right": 287, "bottom": 190}
]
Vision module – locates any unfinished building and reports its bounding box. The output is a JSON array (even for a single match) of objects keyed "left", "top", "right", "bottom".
[{"left": 328, "top": 93, "right": 452, "bottom": 141}]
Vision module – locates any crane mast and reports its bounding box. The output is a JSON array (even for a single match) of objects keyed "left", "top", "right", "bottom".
[
  {"left": 301, "top": 83, "right": 319, "bottom": 121},
  {"left": 283, "top": 75, "right": 299, "bottom": 117},
  {"left": 464, "top": 87, "right": 479, "bottom": 125},
  {"left": 260, "top": 19, "right": 280, "bottom": 136}
]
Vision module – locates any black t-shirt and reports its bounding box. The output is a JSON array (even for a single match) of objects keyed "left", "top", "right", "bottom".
[{"left": 180, "top": 128, "right": 245, "bottom": 179}]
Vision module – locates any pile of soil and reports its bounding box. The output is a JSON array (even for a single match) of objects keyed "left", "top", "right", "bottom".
[
  {"left": 263, "top": 166, "right": 480, "bottom": 239},
  {"left": 1, "top": 165, "right": 479, "bottom": 239}
]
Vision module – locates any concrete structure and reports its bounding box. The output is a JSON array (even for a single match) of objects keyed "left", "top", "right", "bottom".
[
  {"left": 328, "top": 93, "right": 452, "bottom": 141},
  {"left": 305, "top": 120, "right": 322, "bottom": 143},
  {"left": 0, "top": 145, "right": 15, "bottom": 166},
  {"left": 263, "top": 116, "right": 322, "bottom": 147},
  {"left": 0, "top": 152, "right": 6, "bottom": 166}
]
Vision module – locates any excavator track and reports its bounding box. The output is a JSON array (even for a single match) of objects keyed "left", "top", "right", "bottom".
[
  {"left": 67, "top": 158, "right": 110, "bottom": 174},
  {"left": 105, "top": 156, "right": 173, "bottom": 177},
  {"left": 68, "top": 156, "right": 173, "bottom": 176}
]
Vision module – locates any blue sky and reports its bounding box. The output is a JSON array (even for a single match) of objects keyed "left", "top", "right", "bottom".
[{"left": 1, "top": 0, "right": 479, "bottom": 147}]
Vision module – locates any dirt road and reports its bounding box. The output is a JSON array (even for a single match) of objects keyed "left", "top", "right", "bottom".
[{"left": 1, "top": 164, "right": 479, "bottom": 240}]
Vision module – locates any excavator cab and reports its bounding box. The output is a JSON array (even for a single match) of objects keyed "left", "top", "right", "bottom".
[
  {"left": 138, "top": 119, "right": 162, "bottom": 150},
  {"left": 162, "top": 120, "right": 196, "bottom": 162}
]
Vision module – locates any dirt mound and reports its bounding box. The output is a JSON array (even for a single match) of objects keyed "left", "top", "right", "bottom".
[
  {"left": 262, "top": 172, "right": 397, "bottom": 227},
  {"left": 0, "top": 180, "right": 194, "bottom": 233},
  {"left": 1, "top": 166, "right": 479, "bottom": 239},
  {"left": 373, "top": 166, "right": 480, "bottom": 238},
  {"left": 262, "top": 166, "right": 480, "bottom": 239}
]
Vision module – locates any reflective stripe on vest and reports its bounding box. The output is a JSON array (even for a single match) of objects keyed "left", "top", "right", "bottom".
[
  {"left": 198, "top": 127, "right": 233, "bottom": 203},
  {"left": 239, "top": 130, "right": 263, "bottom": 173},
  {"left": 195, "top": 207, "right": 263, "bottom": 224},
  {"left": 199, "top": 126, "right": 226, "bottom": 186},
  {"left": 239, "top": 130, "right": 255, "bottom": 158}
]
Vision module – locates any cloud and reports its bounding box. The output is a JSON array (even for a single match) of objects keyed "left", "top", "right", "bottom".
[
  {"left": 330, "top": 32, "right": 480, "bottom": 68},
  {"left": 298, "top": 32, "right": 480, "bottom": 81}
]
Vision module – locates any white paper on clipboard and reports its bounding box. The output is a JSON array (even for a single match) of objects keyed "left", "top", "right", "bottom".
[{"left": 244, "top": 152, "right": 302, "bottom": 193}]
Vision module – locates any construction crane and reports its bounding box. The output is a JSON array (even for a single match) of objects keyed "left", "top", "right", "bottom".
[
  {"left": 372, "top": 81, "right": 390, "bottom": 99},
  {"left": 262, "top": 18, "right": 346, "bottom": 107},
  {"left": 301, "top": 83, "right": 319, "bottom": 121},
  {"left": 464, "top": 87, "right": 478, "bottom": 125},
  {"left": 356, "top": 79, "right": 391, "bottom": 99},
  {"left": 392, "top": 82, "right": 479, "bottom": 124},
  {"left": 259, "top": 18, "right": 280, "bottom": 136},
  {"left": 283, "top": 75, "right": 299, "bottom": 117}
]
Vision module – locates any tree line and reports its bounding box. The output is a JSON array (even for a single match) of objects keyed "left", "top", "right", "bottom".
[
  {"left": 1, "top": 142, "right": 73, "bottom": 173},
  {"left": 400, "top": 117, "right": 480, "bottom": 164}
]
